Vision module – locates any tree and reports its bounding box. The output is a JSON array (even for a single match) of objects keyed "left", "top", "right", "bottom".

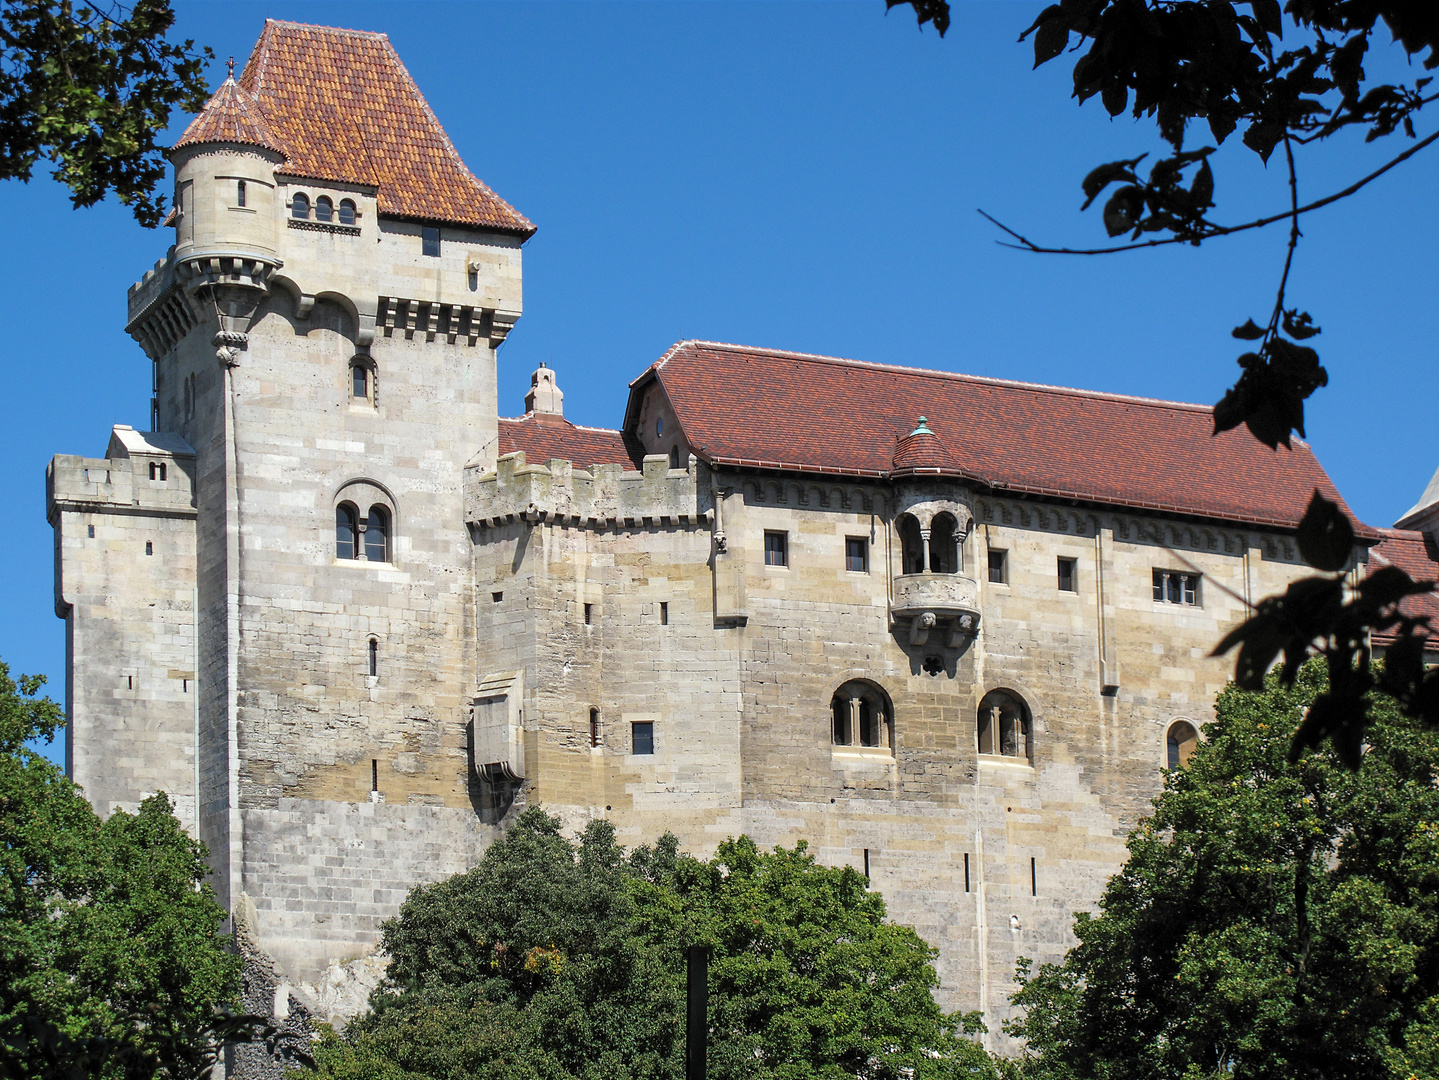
[
  {"left": 0, "top": 659, "right": 248, "bottom": 1080},
  {"left": 303, "top": 808, "right": 993, "bottom": 1080},
  {"left": 1000, "top": 661, "right": 1439, "bottom": 1080},
  {"left": 885, "top": 0, "right": 1439, "bottom": 764},
  {"left": 0, "top": 0, "right": 213, "bottom": 225}
]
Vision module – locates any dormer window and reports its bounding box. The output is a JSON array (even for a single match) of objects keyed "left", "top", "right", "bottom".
[
  {"left": 315, "top": 196, "right": 333, "bottom": 223},
  {"left": 237, "top": 180, "right": 246, "bottom": 207},
  {"left": 291, "top": 192, "right": 309, "bottom": 219},
  {"left": 339, "top": 198, "right": 356, "bottom": 226}
]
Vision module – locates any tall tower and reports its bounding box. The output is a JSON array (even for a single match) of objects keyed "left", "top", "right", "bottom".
[{"left": 49, "top": 21, "right": 533, "bottom": 994}]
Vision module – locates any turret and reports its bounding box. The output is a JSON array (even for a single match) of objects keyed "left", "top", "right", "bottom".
[{"left": 525, "top": 362, "right": 564, "bottom": 416}]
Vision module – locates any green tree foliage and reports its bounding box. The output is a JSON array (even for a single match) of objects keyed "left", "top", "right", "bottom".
[
  {"left": 885, "top": 0, "right": 1439, "bottom": 765},
  {"left": 0, "top": 659, "right": 244, "bottom": 1079},
  {"left": 303, "top": 808, "right": 994, "bottom": 1080},
  {"left": 0, "top": 0, "right": 213, "bottom": 225},
  {"left": 1000, "top": 661, "right": 1439, "bottom": 1080}
]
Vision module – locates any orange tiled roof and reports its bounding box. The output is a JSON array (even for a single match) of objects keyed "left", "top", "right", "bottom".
[
  {"left": 180, "top": 20, "right": 532, "bottom": 234},
  {"left": 173, "top": 75, "right": 282, "bottom": 154},
  {"left": 629, "top": 340, "right": 1376, "bottom": 538},
  {"left": 499, "top": 414, "right": 638, "bottom": 471}
]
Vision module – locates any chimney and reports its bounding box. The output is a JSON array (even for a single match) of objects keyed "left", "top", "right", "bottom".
[{"left": 525, "top": 362, "right": 563, "bottom": 417}]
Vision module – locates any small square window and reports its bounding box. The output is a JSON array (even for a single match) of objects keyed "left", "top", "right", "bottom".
[
  {"left": 1057, "top": 557, "right": 1076, "bottom": 593},
  {"left": 422, "top": 226, "right": 441, "bottom": 257},
  {"left": 492, "top": 591, "right": 503, "bottom": 603},
  {"left": 845, "top": 537, "right": 868, "bottom": 573},
  {"left": 631, "top": 721, "right": 654, "bottom": 756},
  {"left": 764, "top": 531, "right": 788, "bottom": 567},
  {"left": 988, "top": 549, "right": 1007, "bottom": 584}
]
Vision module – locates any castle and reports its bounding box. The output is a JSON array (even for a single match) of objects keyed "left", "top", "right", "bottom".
[{"left": 45, "top": 20, "right": 1439, "bottom": 1043}]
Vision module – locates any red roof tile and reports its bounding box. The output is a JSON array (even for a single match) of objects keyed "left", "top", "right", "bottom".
[
  {"left": 634, "top": 340, "right": 1372, "bottom": 536},
  {"left": 891, "top": 417, "right": 953, "bottom": 475},
  {"left": 1366, "top": 528, "right": 1439, "bottom": 644},
  {"left": 201, "top": 20, "right": 534, "bottom": 234},
  {"left": 173, "top": 75, "right": 282, "bottom": 155},
  {"left": 499, "top": 414, "right": 637, "bottom": 471}
]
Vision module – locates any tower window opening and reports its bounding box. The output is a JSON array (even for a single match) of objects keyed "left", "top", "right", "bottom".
[
  {"left": 368, "top": 638, "right": 378, "bottom": 678},
  {"left": 336, "top": 503, "right": 359, "bottom": 560},
  {"left": 492, "top": 591, "right": 503, "bottom": 603},
  {"left": 863, "top": 848, "right": 870, "bottom": 880},
  {"left": 145, "top": 541, "right": 153, "bottom": 556},
  {"left": 830, "top": 680, "right": 894, "bottom": 753},
  {"left": 315, "top": 195, "right": 334, "bottom": 223},
  {"left": 291, "top": 192, "right": 310, "bottom": 219},
  {"left": 660, "top": 602, "right": 669, "bottom": 625},
  {"left": 987, "top": 548, "right": 1008, "bottom": 584},
  {"left": 1031, "top": 857, "right": 1037, "bottom": 896},
  {"left": 338, "top": 198, "right": 356, "bottom": 226},
  {"left": 422, "top": 226, "right": 441, "bottom": 257},
  {"left": 584, "top": 603, "right": 593, "bottom": 625},
  {"left": 371, "top": 759, "right": 379, "bottom": 792},
  {"left": 977, "top": 689, "right": 1033, "bottom": 762},
  {"left": 964, "top": 852, "right": 970, "bottom": 892},
  {"left": 1167, "top": 720, "right": 1199, "bottom": 770},
  {"left": 351, "top": 361, "right": 373, "bottom": 403},
  {"left": 365, "top": 505, "right": 390, "bottom": 563},
  {"left": 87, "top": 524, "right": 94, "bottom": 538},
  {"left": 589, "top": 708, "right": 600, "bottom": 748},
  {"left": 237, "top": 179, "right": 246, "bottom": 207}
]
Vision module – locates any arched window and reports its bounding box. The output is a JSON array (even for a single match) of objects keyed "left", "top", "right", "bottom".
[
  {"left": 368, "top": 637, "right": 378, "bottom": 678},
  {"left": 335, "top": 503, "right": 359, "bottom": 559},
  {"left": 1167, "top": 721, "right": 1199, "bottom": 770},
  {"left": 896, "top": 514, "right": 925, "bottom": 576},
  {"left": 977, "top": 689, "right": 1032, "bottom": 763},
  {"left": 338, "top": 198, "right": 357, "bottom": 226},
  {"left": 351, "top": 360, "right": 373, "bottom": 404},
  {"left": 291, "top": 192, "right": 310, "bottom": 219},
  {"left": 830, "top": 680, "right": 894, "bottom": 752},
  {"left": 669, "top": 446, "right": 681, "bottom": 469},
  {"left": 315, "top": 195, "right": 334, "bottom": 223},
  {"left": 365, "top": 505, "right": 390, "bottom": 562},
  {"left": 237, "top": 179, "right": 246, "bottom": 207},
  {"left": 930, "top": 512, "right": 959, "bottom": 574}
]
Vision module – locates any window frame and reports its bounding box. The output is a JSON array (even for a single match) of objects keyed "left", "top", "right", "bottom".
[
  {"left": 291, "top": 191, "right": 310, "bottom": 219},
  {"left": 338, "top": 198, "right": 357, "bottom": 226},
  {"left": 977, "top": 688, "right": 1034, "bottom": 764},
  {"left": 830, "top": 679, "right": 895, "bottom": 754},
  {"left": 1057, "top": 556, "right": 1077, "bottom": 593},
  {"left": 845, "top": 536, "right": 869, "bottom": 573},
  {"left": 422, "top": 226, "right": 441, "bottom": 257},
  {"left": 763, "top": 530, "right": 789, "bottom": 568},
  {"left": 315, "top": 195, "right": 334, "bottom": 223},
  {"left": 335, "top": 503, "right": 360, "bottom": 560},
  {"left": 631, "top": 720, "right": 655, "bottom": 756},
  {"left": 365, "top": 505, "right": 391, "bottom": 563},
  {"left": 1153, "top": 568, "right": 1201, "bottom": 607},
  {"left": 987, "top": 548, "right": 1008, "bottom": 584}
]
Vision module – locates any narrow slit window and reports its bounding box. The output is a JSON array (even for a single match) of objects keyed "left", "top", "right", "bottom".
[
  {"left": 589, "top": 708, "right": 600, "bottom": 748},
  {"left": 669, "top": 446, "right": 681, "bottom": 469},
  {"left": 1031, "top": 857, "right": 1037, "bottom": 896},
  {"left": 237, "top": 179, "right": 246, "bottom": 207},
  {"left": 368, "top": 638, "right": 378, "bottom": 677},
  {"left": 764, "top": 531, "right": 788, "bottom": 567},
  {"left": 631, "top": 721, "right": 654, "bottom": 756},
  {"left": 371, "top": 759, "right": 379, "bottom": 792},
  {"left": 145, "top": 541, "right": 153, "bottom": 556},
  {"left": 352, "top": 363, "right": 369, "bottom": 402},
  {"left": 863, "top": 848, "right": 870, "bottom": 880},
  {"left": 1057, "top": 557, "right": 1076, "bottom": 593},
  {"left": 87, "top": 524, "right": 95, "bottom": 538},
  {"left": 964, "top": 852, "right": 970, "bottom": 892},
  {"left": 660, "top": 602, "right": 669, "bottom": 625},
  {"left": 584, "top": 603, "right": 593, "bottom": 625}
]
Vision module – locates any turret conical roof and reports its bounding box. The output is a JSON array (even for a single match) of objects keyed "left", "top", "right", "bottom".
[{"left": 173, "top": 70, "right": 283, "bottom": 156}]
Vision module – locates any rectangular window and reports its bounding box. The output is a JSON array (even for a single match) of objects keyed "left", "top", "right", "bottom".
[
  {"left": 87, "top": 524, "right": 95, "bottom": 538},
  {"left": 492, "top": 591, "right": 503, "bottom": 603},
  {"left": 422, "top": 226, "right": 441, "bottom": 257},
  {"left": 631, "top": 721, "right": 654, "bottom": 756},
  {"left": 1057, "top": 557, "right": 1076, "bottom": 592},
  {"left": 988, "top": 549, "right": 1007, "bottom": 583},
  {"left": 845, "top": 537, "right": 868, "bottom": 573},
  {"left": 1152, "top": 569, "right": 1201, "bottom": 606},
  {"left": 764, "top": 531, "right": 788, "bottom": 567},
  {"left": 145, "top": 541, "right": 153, "bottom": 556},
  {"left": 660, "top": 602, "right": 669, "bottom": 625},
  {"left": 584, "top": 603, "right": 593, "bottom": 625},
  {"left": 589, "top": 708, "right": 600, "bottom": 748},
  {"left": 237, "top": 179, "right": 246, "bottom": 207}
]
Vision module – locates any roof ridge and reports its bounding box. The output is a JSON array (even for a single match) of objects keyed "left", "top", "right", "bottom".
[
  {"left": 261, "top": 18, "right": 389, "bottom": 39},
  {"left": 500, "top": 414, "right": 623, "bottom": 436},
  {"left": 663, "top": 339, "right": 1235, "bottom": 419}
]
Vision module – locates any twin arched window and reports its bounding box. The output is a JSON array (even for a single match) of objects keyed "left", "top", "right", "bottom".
[
  {"left": 831, "top": 680, "right": 893, "bottom": 752},
  {"left": 336, "top": 503, "right": 391, "bottom": 562},
  {"left": 978, "top": 689, "right": 1032, "bottom": 762},
  {"left": 897, "top": 512, "right": 961, "bottom": 575}
]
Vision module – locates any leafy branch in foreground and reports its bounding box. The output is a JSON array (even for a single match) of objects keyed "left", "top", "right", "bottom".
[
  {"left": 0, "top": 0, "right": 214, "bottom": 225},
  {"left": 885, "top": 0, "right": 1439, "bottom": 760}
]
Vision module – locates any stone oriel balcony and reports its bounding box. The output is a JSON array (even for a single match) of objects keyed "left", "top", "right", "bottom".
[{"left": 891, "top": 572, "right": 981, "bottom": 647}]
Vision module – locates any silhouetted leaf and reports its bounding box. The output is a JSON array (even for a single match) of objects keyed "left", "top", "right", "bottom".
[
  {"left": 1232, "top": 319, "right": 1265, "bottom": 340},
  {"left": 886, "top": 0, "right": 951, "bottom": 35},
  {"left": 1296, "top": 491, "right": 1355, "bottom": 572},
  {"left": 1359, "top": 565, "right": 1431, "bottom": 608},
  {"left": 1247, "top": 0, "right": 1282, "bottom": 36},
  {"left": 1081, "top": 157, "right": 1142, "bottom": 208},
  {"left": 1034, "top": 15, "right": 1070, "bottom": 67},
  {"left": 1282, "top": 309, "right": 1322, "bottom": 339},
  {"left": 1291, "top": 690, "right": 1366, "bottom": 768},
  {"left": 1242, "top": 117, "right": 1285, "bottom": 161},
  {"left": 1102, "top": 82, "right": 1128, "bottom": 117},
  {"left": 1103, "top": 185, "right": 1144, "bottom": 236},
  {"left": 1190, "top": 159, "right": 1214, "bottom": 207}
]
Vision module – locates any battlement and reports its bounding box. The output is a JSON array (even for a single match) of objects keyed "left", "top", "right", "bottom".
[
  {"left": 465, "top": 451, "right": 709, "bottom": 529},
  {"left": 47, "top": 427, "right": 197, "bottom": 521},
  {"left": 128, "top": 250, "right": 180, "bottom": 325}
]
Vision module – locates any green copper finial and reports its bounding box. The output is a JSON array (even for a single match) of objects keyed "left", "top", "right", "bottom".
[{"left": 909, "top": 416, "right": 933, "bottom": 436}]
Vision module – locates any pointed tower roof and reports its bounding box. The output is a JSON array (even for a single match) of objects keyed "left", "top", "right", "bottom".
[
  {"left": 228, "top": 20, "right": 533, "bottom": 235},
  {"left": 892, "top": 416, "right": 954, "bottom": 475},
  {"left": 1396, "top": 464, "right": 1439, "bottom": 532},
  {"left": 173, "top": 65, "right": 283, "bottom": 155}
]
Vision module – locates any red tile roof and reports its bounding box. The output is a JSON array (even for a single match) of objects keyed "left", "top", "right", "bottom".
[
  {"left": 178, "top": 21, "right": 533, "bottom": 234},
  {"left": 631, "top": 340, "right": 1372, "bottom": 536},
  {"left": 1366, "top": 528, "right": 1439, "bottom": 644},
  {"left": 173, "top": 75, "right": 282, "bottom": 155},
  {"left": 891, "top": 418, "right": 952, "bottom": 475},
  {"left": 499, "top": 414, "right": 637, "bottom": 471}
]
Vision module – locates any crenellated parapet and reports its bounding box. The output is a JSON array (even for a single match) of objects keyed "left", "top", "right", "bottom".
[{"left": 466, "top": 452, "right": 709, "bottom": 529}]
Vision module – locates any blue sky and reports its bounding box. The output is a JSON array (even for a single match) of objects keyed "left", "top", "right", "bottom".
[{"left": 4, "top": 1, "right": 1435, "bottom": 767}]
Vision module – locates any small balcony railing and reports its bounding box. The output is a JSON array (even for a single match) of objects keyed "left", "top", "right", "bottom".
[{"left": 891, "top": 572, "right": 981, "bottom": 647}]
